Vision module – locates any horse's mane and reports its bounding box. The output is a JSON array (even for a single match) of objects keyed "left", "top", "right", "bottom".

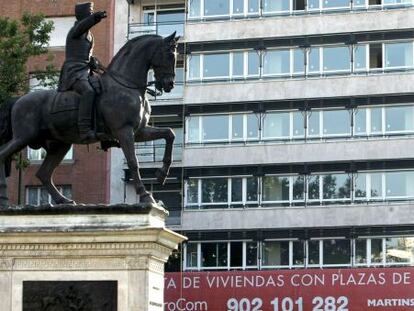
[{"left": 108, "top": 34, "right": 162, "bottom": 69}]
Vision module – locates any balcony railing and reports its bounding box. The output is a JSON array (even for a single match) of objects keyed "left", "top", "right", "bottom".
[
  {"left": 128, "top": 21, "right": 184, "bottom": 39},
  {"left": 135, "top": 143, "right": 183, "bottom": 163}
]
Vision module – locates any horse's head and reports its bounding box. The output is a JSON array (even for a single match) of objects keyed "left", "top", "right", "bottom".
[{"left": 151, "top": 32, "right": 179, "bottom": 93}]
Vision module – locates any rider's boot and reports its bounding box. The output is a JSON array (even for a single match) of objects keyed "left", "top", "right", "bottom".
[{"left": 78, "top": 87, "right": 96, "bottom": 143}]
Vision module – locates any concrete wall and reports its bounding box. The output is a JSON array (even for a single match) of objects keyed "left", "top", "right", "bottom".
[
  {"left": 185, "top": 8, "right": 414, "bottom": 43},
  {"left": 180, "top": 202, "right": 414, "bottom": 231},
  {"left": 183, "top": 137, "right": 414, "bottom": 167},
  {"left": 184, "top": 72, "right": 414, "bottom": 104}
]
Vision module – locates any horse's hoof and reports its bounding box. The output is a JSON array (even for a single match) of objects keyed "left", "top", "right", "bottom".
[
  {"left": 155, "top": 168, "right": 167, "bottom": 185},
  {"left": 140, "top": 193, "right": 156, "bottom": 204}
]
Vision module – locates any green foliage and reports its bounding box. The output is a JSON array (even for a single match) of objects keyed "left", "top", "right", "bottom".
[{"left": 0, "top": 12, "right": 55, "bottom": 104}]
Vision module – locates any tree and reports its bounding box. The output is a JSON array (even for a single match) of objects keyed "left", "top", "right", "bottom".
[{"left": 0, "top": 12, "right": 55, "bottom": 104}]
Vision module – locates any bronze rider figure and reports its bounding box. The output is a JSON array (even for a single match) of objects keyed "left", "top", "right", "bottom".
[{"left": 58, "top": 2, "right": 106, "bottom": 142}]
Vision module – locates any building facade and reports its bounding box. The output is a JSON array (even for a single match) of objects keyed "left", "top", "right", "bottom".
[
  {"left": 1, "top": 0, "right": 114, "bottom": 205},
  {"left": 112, "top": 0, "right": 414, "bottom": 282}
]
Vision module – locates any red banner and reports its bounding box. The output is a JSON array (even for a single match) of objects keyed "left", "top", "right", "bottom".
[{"left": 165, "top": 268, "right": 414, "bottom": 311}]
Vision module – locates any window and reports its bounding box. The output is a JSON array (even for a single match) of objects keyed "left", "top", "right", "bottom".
[
  {"left": 322, "top": 174, "right": 351, "bottom": 201},
  {"left": 369, "top": 43, "right": 383, "bottom": 70},
  {"left": 322, "top": 46, "right": 350, "bottom": 72},
  {"left": 202, "top": 178, "right": 228, "bottom": 205},
  {"left": 262, "top": 176, "right": 290, "bottom": 203},
  {"left": 186, "top": 179, "right": 199, "bottom": 206},
  {"left": 202, "top": 115, "right": 229, "bottom": 141},
  {"left": 385, "top": 171, "right": 414, "bottom": 199},
  {"left": 308, "top": 240, "right": 320, "bottom": 265},
  {"left": 204, "top": 0, "right": 229, "bottom": 17},
  {"left": 187, "top": 116, "right": 200, "bottom": 143},
  {"left": 188, "top": 55, "right": 201, "bottom": 80},
  {"left": 355, "top": 239, "right": 367, "bottom": 264},
  {"left": 322, "top": 0, "right": 351, "bottom": 9},
  {"left": 262, "top": 241, "right": 290, "bottom": 266},
  {"left": 263, "top": 50, "right": 291, "bottom": 76},
  {"left": 322, "top": 110, "right": 350, "bottom": 136},
  {"left": 204, "top": 53, "right": 229, "bottom": 78},
  {"left": 323, "top": 239, "right": 351, "bottom": 265},
  {"left": 354, "top": 108, "right": 367, "bottom": 135},
  {"left": 186, "top": 243, "right": 198, "bottom": 268},
  {"left": 385, "top": 105, "right": 414, "bottom": 132},
  {"left": 263, "top": 0, "right": 290, "bottom": 13},
  {"left": 232, "top": 52, "right": 244, "bottom": 77},
  {"left": 47, "top": 17, "right": 76, "bottom": 47},
  {"left": 370, "top": 107, "right": 383, "bottom": 134},
  {"left": 26, "top": 185, "right": 72, "bottom": 205},
  {"left": 248, "top": 51, "right": 260, "bottom": 76},
  {"left": 263, "top": 112, "right": 290, "bottom": 138},
  {"left": 354, "top": 44, "right": 368, "bottom": 71},
  {"left": 385, "top": 237, "right": 414, "bottom": 264},
  {"left": 27, "top": 147, "right": 73, "bottom": 162},
  {"left": 385, "top": 42, "right": 413, "bottom": 69},
  {"left": 189, "top": 0, "right": 201, "bottom": 18},
  {"left": 308, "top": 111, "right": 320, "bottom": 136},
  {"left": 201, "top": 242, "right": 228, "bottom": 268},
  {"left": 308, "top": 47, "right": 320, "bottom": 73}
]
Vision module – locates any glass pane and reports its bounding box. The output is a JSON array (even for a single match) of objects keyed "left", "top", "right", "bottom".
[
  {"left": 189, "top": 55, "right": 200, "bottom": 80},
  {"left": 370, "top": 108, "right": 383, "bottom": 133},
  {"left": 201, "top": 243, "right": 228, "bottom": 267},
  {"left": 323, "top": 46, "right": 350, "bottom": 72},
  {"left": 385, "top": 106, "right": 414, "bottom": 132},
  {"left": 248, "top": 51, "right": 259, "bottom": 75},
  {"left": 246, "top": 242, "right": 258, "bottom": 266},
  {"left": 232, "top": 114, "right": 243, "bottom": 140},
  {"left": 263, "top": 0, "right": 290, "bottom": 12},
  {"left": 246, "top": 177, "right": 258, "bottom": 202},
  {"left": 204, "top": 0, "right": 229, "bottom": 16},
  {"left": 27, "top": 188, "right": 38, "bottom": 205},
  {"left": 263, "top": 176, "right": 289, "bottom": 201},
  {"left": 386, "top": 237, "right": 414, "bottom": 263},
  {"left": 308, "top": 48, "right": 320, "bottom": 73},
  {"left": 186, "top": 243, "right": 198, "bottom": 267},
  {"left": 370, "top": 173, "right": 383, "bottom": 198},
  {"left": 202, "top": 178, "right": 228, "bottom": 203},
  {"left": 308, "top": 111, "right": 320, "bottom": 136},
  {"left": 355, "top": 239, "right": 367, "bottom": 264},
  {"left": 186, "top": 180, "right": 199, "bottom": 204},
  {"left": 323, "top": 110, "right": 350, "bottom": 136},
  {"left": 233, "top": 0, "right": 244, "bottom": 14},
  {"left": 322, "top": 174, "right": 351, "bottom": 200},
  {"left": 204, "top": 54, "right": 229, "bottom": 78},
  {"left": 292, "top": 241, "right": 305, "bottom": 266},
  {"left": 188, "top": 116, "right": 199, "bottom": 143},
  {"left": 292, "top": 176, "right": 304, "bottom": 200},
  {"left": 354, "top": 44, "right": 367, "bottom": 71},
  {"left": 248, "top": 0, "right": 260, "bottom": 13},
  {"left": 231, "top": 178, "right": 243, "bottom": 202},
  {"left": 323, "top": 239, "right": 351, "bottom": 265},
  {"left": 40, "top": 188, "right": 49, "bottom": 205},
  {"left": 230, "top": 242, "right": 243, "bottom": 267},
  {"left": 308, "top": 0, "right": 320, "bottom": 9},
  {"left": 189, "top": 0, "right": 201, "bottom": 17},
  {"left": 354, "top": 108, "right": 367, "bottom": 135},
  {"left": 354, "top": 173, "right": 367, "bottom": 198},
  {"left": 308, "top": 240, "right": 320, "bottom": 265},
  {"left": 263, "top": 50, "right": 290, "bottom": 75},
  {"left": 262, "top": 241, "right": 289, "bottom": 266},
  {"left": 247, "top": 114, "right": 259, "bottom": 138},
  {"left": 293, "top": 49, "right": 305, "bottom": 74},
  {"left": 232, "top": 52, "right": 244, "bottom": 76},
  {"left": 308, "top": 175, "right": 320, "bottom": 200},
  {"left": 371, "top": 238, "right": 383, "bottom": 263},
  {"left": 263, "top": 112, "right": 290, "bottom": 138},
  {"left": 385, "top": 42, "right": 413, "bottom": 68},
  {"left": 385, "top": 171, "right": 414, "bottom": 198},
  {"left": 61, "top": 186, "right": 72, "bottom": 199},
  {"left": 157, "top": 10, "right": 185, "bottom": 37},
  {"left": 322, "top": 0, "right": 350, "bottom": 8},
  {"left": 292, "top": 112, "right": 304, "bottom": 137},
  {"left": 202, "top": 115, "right": 229, "bottom": 141}
]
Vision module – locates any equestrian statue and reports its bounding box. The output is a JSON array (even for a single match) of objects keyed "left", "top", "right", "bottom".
[{"left": 0, "top": 2, "right": 179, "bottom": 207}]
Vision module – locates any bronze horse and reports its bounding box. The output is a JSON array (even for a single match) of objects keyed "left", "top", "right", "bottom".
[{"left": 0, "top": 33, "right": 179, "bottom": 206}]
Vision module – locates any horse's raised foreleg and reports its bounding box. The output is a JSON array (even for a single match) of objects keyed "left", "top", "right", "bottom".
[
  {"left": 35, "top": 143, "right": 74, "bottom": 205},
  {"left": 118, "top": 127, "right": 156, "bottom": 204},
  {"left": 135, "top": 126, "right": 175, "bottom": 185}
]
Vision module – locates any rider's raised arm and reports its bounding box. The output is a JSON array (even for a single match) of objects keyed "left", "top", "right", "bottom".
[{"left": 71, "top": 12, "right": 106, "bottom": 38}]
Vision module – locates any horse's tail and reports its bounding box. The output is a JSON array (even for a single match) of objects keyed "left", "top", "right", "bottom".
[{"left": 0, "top": 97, "right": 17, "bottom": 177}]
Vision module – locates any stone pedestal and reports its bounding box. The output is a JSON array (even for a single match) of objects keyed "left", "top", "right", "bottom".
[{"left": 0, "top": 203, "right": 186, "bottom": 311}]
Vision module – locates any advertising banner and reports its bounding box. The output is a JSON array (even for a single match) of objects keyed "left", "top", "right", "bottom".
[{"left": 165, "top": 268, "right": 414, "bottom": 310}]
